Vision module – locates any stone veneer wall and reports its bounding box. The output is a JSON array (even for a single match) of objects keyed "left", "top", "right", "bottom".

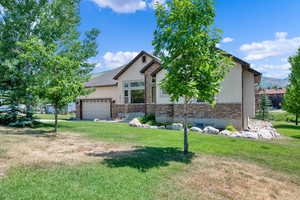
[{"left": 112, "top": 103, "right": 243, "bottom": 130}]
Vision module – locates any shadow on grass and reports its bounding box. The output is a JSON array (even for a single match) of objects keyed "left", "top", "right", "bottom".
[
  {"left": 273, "top": 124, "right": 300, "bottom": 139},
  {"left": 88, "top": 146, "right": 195, "bottom": 172},
  {"left": 0, "top": 121, "right": 54, "bottom": 136}
]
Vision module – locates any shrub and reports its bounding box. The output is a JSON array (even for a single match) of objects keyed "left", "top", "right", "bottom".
[
  {"left": 139, "top": 114, "right": 156, "bottom": 124},
  {"left": 225, "top": 124, "right": 237, "bottom": 132}
]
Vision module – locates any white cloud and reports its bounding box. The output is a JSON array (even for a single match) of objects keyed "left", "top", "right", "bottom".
[
  {"left": 222, "top": 37, "right": 234, "bottom": 43},
  {"left": 150, "top": 0, "right": 165, "bottom": 7},
  {"left": 253, "top": 63, "right": 291, "bottom": 79},
  {"left": 103, "top": 51, "right": 139, "bottom": 69},
  {"left": 91, "top": 0, "right": 147, "bottom": 13},
  {"left": 240, "top": 32, "right": 300, "bottom": 61}
]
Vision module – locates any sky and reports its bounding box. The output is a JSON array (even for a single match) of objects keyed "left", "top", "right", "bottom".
[{"left": 78, "top": 0, "right": 300, "bottom": 79}]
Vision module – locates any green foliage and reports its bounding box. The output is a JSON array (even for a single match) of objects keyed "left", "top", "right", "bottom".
[
  {"left": 152, "top": 0, "right": 233, "bottom": 153},
  {"left": 225, "top": 124, "right": 237, "bottom": 132},
  {"left": 257, "top": 92, "right": 272, "bottom": 120},
  {"left": 153, "top": 0, "right": 233, "bottom": 104},
  {"left": 139, "top": 114, "right": 156, "bottom": 124},
  {"left": 138, "top": 114, "right": 171, "bottom": 126},
  {"left": 283, "top": 48, "right": 300, "bottom": 125},
  {"left": 0, "top": 1, "right": 99, "bottom": 130},
  {"left": 268, "top": 111, "right": 296, "bottom": 122}
]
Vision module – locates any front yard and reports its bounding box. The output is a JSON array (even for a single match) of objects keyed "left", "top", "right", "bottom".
[{"left": 1, "top": 120, "right": 300, "bottom": 199}]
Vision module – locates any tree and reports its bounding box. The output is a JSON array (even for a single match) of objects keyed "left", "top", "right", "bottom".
[
  {"left": 283, "top": 48, "right": 300, "bottom": 125},
  {"left": 153, "top": 0, "right": 233, "bottom": 154},
  {"left": 17, "top": 28, "right": 99, "bottom": 133},
  {"left": 284, "top": 86, "right": 300, "bottom": 125},
  {"left": 259, "top": 92, "right": 272, "bottom": 120},
  {"left": 0, "top": 0, "right": 83, "bottom": 124}
]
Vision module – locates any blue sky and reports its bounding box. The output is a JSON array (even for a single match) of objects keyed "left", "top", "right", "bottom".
[{"left": 79, "top": 0, "right": 300, "bottom": 79}]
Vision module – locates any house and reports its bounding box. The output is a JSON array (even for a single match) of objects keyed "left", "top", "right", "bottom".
[
  {"left": 76, "top": 51, "right": 261, "bottom": 130},
  {"left": 257, "top": 88, "right": 286, "bottom": 109}
]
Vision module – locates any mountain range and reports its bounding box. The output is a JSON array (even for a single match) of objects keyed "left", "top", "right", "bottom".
[{"left": 260, "top": 77, "right": 289, "bottom": 89}]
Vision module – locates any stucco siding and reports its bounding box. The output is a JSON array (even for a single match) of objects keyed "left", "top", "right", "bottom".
[
  {"left": 217, "top": 64, "right": 243, "bottom": 103},
  {"left": 82, "top": 86, "right": 118, "bottom": 102},
  {"left": 117, "top": 54, "right": 152, "bottom": 104},
  {"left": 243, "top": 70, "right": 256, "bottom": 128},
  {"left": 156, "top": 64, "right": 243, "bottom": 104}
]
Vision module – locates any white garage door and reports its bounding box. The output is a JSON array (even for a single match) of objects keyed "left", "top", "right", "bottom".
[{"left": 82, "top": 99, "right": 111, "bottom": 120}]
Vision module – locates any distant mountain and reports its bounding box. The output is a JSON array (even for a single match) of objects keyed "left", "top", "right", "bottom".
[{"left": 260, "top": 76, "right": 289, "bottom": 89}]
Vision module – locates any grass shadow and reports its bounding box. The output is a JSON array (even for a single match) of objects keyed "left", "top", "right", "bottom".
[
  {"left": 88, "top": 146, "right": 195, "bottom": 172},
  {"left": 273, "top": 124, "right": 300, "bottom": 139}
]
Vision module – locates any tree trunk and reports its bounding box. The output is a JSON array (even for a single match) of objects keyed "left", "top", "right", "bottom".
[
  {"left": 296, "top": 113, "right": 298, "bottom": 126},
  {"left": 183, "top": 99, "right": 188, "bottom": 155},
  {"left": 54, "top": 107, "right": 58, "bottom": 134}
]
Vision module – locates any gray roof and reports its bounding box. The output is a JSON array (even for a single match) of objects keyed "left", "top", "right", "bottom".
[{"left": 85, "top": 65, "right": 126, "bottom": 87}]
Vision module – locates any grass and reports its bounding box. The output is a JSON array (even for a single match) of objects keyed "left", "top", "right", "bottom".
[
  {"left": 34, "top": 113, "right": 75, "bottom": 120},
  {"left": 41, "top": 121, "right": 300, "bottom": 177},
  {"left": 273, "top": 121, "right": 300, "bottom": 139},
  {"left": 1, "top": 120, "right": 300, "bottom": 199}
]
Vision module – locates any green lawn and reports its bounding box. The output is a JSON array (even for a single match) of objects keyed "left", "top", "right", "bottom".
[
  {"left": 34, "top": 113, "right": 75, "bottom": 120},
  {"left": 1, "top": 120, "right": 300, "bottom": 199}
]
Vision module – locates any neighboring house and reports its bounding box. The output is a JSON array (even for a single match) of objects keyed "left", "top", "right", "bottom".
[
  {"left": 76, "top": 51, "right": 261, "bottom": 130},
  {"left": 257, "top": 88, "right": 286, "bottom": 109}
]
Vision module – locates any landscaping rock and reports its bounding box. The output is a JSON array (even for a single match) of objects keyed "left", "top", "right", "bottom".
[
  {"left": 93, "top": 118, "right": 99, "bottom": 122},
  {"left": 167, "top": 123, "right": 183, "bottom": 130},
  {"left": 190, "top": 127, "right": 202, "bottom": 133},
  {"left": 219, "top": 130, "right": 232, "bottom": 136},
  {"left": 203, "top": 126, "right": 219, "bottom": 134},
  {"left": 158, "top": 126, "right": 166, "bottom": 129},
  {"left": 129, "top": 118, "right": 143, "bottom": 127},
  {"left": 241, "top": 131, "right": 259, "bottom": 139}
]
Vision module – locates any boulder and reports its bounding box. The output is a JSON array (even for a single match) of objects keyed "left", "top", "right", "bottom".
[
  {"left": 190, "top": 127, "right": 202, "bottom": 133},
  {"left": 93, "top": 118, "right": 99, "bottom": 122},
  {"left": 219, "top": 130, "right": 232, "bottom": 136},
  {"left": 258, "top": 129, "right": 275, "bottom": 139},
  {"left": 241, "top": 131, "right": 259, "bottom": 139},
  {"left": 203, "top": 126, "right": 219, "bottom": 134},
  {"left": 158, "top": 126, "right": 166, "bottom": 129},
  {"left": 167, "top": 123, "right": 183, "bottom": 130},
  {"left": 129, "top": 118, "right": 143, "bottom": 127}
]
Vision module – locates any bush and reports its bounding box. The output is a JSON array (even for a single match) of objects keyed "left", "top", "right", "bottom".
[
  {"left": 138, "top": 114, "right": 172, "bottom": 127},
  {"left": 139, "top": 114, "right": 156, "bottom": 125},
  {"left": 225, "top": 124, "right": 237, "bottom": 132},
  {"left": 268, "top": 111, "right": 296, "bottom": 122}
]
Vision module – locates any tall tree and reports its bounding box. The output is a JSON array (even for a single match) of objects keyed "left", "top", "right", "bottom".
[
  {"left": 17, "top": 29, "right": 99, "bottom": 133},
  {"left": 0, "top": 0, "right": 82, "bottom": 124},
  {"left": 283, "top": 48, "right": 300, "bottom": 125},
  {"left": 153, "top": 0, "right": 233, "bottom": 154}
]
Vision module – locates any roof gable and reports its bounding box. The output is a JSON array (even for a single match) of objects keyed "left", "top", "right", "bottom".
[{"left": 113, "top": 51, "right": 160, "bottom": 80}]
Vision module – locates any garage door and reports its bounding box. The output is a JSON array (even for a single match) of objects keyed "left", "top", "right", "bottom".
[{"left": 82, "top": 99, "right": 111, "bottom": 120}]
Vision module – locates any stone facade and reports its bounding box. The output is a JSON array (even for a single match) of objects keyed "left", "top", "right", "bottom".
[{"left": 112, "top": 103, "right": 243, "bottom": 130}]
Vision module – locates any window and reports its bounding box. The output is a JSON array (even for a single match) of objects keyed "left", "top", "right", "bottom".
[
  {"left": 130, "top": 81, "right": 144, "bottom": 87},
  {"left": 124, "top": 90, "right": 129, "bottom": 104},
  {"left": 123, "top": 82, "right": 129, "bottom": 88},
  {"left": 123, "top": 80, "right": 145, "bottom": 104},
  {"left": 160, "top": 89, "right": 169, "bottom": 97},
  {"left": 131, "top": 90, "right": 145, "bottom": 103},
  {"left": 142, "top": 56, "right": 146, "bottom": 63}
]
